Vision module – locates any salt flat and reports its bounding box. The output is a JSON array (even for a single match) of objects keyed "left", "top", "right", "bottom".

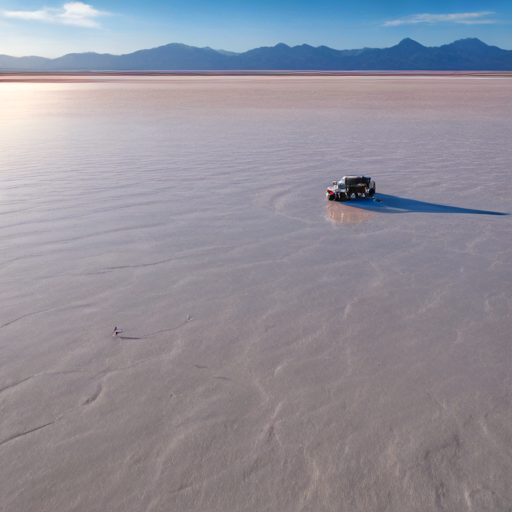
[{"left": 1, "top": 75, "right": 511, "bottom": 511}]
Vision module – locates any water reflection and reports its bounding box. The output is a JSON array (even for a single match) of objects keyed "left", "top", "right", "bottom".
[{"left": 326, "top": 202, "right": 376, "bottom": 225}]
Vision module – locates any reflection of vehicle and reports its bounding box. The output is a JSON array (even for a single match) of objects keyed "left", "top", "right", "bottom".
[
  {"left": 326, "top": 176, "right": 376, "bottom": 201},
  {"left": 326, "top": 202, "right": 376, "bottom": 225}
]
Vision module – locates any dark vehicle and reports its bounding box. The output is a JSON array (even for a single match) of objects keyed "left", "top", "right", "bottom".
[{"left": 326, "top": 176, "right": 376, "bottom": 201}]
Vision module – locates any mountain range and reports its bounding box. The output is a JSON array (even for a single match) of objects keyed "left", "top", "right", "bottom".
[{"left": 1, "top": 38, "right": 511, "bottom": 71}]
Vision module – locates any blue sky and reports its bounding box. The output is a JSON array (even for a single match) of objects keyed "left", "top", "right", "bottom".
[{"left": 1, "top": 0, "right": 511, "bottom": 57}]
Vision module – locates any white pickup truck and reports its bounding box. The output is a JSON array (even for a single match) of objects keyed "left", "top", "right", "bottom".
[{"left": 326, "top": 176, "right": 376, "bottom": 201}]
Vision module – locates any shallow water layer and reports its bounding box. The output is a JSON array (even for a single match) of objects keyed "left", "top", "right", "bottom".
[{"left": 1, "top": 76, "right": 512, "bottom": 512}]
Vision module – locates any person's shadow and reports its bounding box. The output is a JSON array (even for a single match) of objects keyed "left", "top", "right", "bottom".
[{"left": 348, "top": 194, "right": 508, "bottom": 216}]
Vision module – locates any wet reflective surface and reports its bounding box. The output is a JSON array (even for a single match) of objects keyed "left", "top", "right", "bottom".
[
  {"left": 326, "top": 201, "right": 377, "bottom": 224},
  {"left": 1, "top": 75, "right": 512, "bottom": 511}
]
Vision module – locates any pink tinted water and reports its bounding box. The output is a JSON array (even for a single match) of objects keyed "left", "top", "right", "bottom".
[{"left": 1, "top": 76, "right": 512, "bottom": 511}]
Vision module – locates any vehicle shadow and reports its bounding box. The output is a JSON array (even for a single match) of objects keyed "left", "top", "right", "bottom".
[{"left": 346, "top": 194, "right": 509, "bottom": 216}]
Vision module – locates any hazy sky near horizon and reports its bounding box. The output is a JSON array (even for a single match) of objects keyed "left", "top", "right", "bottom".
[{"left": 1, "top": 0, "right": 511, "bottom": 58}]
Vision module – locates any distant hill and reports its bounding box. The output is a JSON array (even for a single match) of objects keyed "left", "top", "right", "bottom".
[{"left": 1, "top": 38, "right": 511, "bottom": 71}]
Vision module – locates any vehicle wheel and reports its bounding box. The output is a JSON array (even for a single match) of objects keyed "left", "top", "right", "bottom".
[
  {"left": 327, "top": 194, "right": 334, "bottom": 201},
  {"left": 368, "top": 189, "right": 375, "bottom": 197}
]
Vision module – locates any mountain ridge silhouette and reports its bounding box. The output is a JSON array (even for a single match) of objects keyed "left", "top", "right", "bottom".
[{"left": 1, "top": 38, "right": 511, "bottom": 71}]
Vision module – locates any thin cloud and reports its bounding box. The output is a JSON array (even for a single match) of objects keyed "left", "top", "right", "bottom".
[
  {"left": 1, "top": 2, "right": 109, "bottom": 28},
  {"left": 384, "top": 12, "right": 497, "bottom": 27}
]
